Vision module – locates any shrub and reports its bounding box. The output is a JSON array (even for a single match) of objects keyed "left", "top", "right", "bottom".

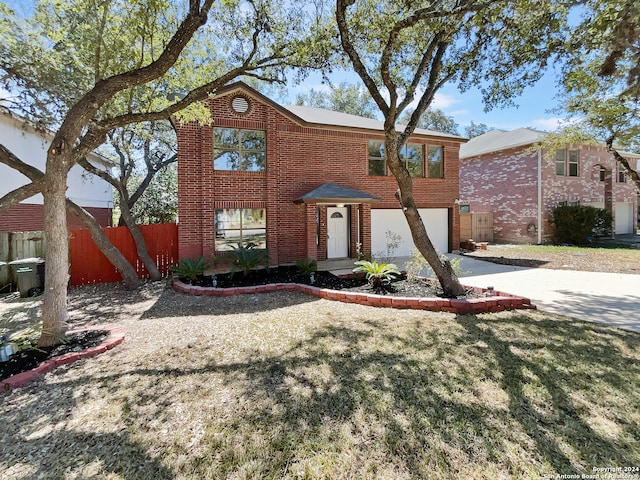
[
  {"left": 372, "top": 230, "right": 402, "bottom": 263},
  {"left": 353, "top": 260, "right": 401, "bottom": 291},
  {"left": 404, "top": 248, "right": 462, "bottom": 280},
  {"left": 294, "top": 258, "right": 317, "bottom": 275},
  {"left": 552, "top": 205, "right": 612, "bottom": 245},
  {"left": 170, "top": 257, "right": 209, "bottom": 284},
  {"left": 229, "top": 242, "right": 270, "bottom": 276}
]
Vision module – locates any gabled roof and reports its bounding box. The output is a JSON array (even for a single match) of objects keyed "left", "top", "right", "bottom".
[
  {"left": 459, "top": 128, "right": 548, "bottom": 159},
  {"left": 213, "top": 82, "right": 465, "bottom": 141},
  {"left": 283, "top": 105, "right": 465, "bottom": 140},
  {"left": 460, "top": 126, "right": 640, "bottom": 160},
  {"left": 293, "top": 182, "right": 380, "bottom": 204}
]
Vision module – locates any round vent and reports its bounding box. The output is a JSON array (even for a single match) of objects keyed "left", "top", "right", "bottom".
[{"left": 231, "top": 96, "right": 250, "bottom": 114}]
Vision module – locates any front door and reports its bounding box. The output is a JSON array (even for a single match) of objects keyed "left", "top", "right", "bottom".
[{"left": 327, "top": 207, "right": 349, "bottom": 258}]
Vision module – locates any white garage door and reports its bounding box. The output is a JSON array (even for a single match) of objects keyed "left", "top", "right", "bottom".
[
  {"left": 371, "top": 208, "right": 449, "bottom": 257},
  {"left": 614, "top": 202, "right": 633, "bottom": 234}
]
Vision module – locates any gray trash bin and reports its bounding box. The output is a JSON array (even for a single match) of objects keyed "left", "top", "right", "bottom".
[
  {"left": 8, "top": 258, "right": 45, "bottom": 297},
  {"left": 0, "top": 261, "right": 8, "bottom": 293}
]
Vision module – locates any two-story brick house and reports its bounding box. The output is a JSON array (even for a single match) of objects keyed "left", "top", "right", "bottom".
[
  {"left": 176, "top": 82, "right": 465, "bottom": 266},
  {"left": 459, "top": 128, "right": 639, "bottom": 244}
]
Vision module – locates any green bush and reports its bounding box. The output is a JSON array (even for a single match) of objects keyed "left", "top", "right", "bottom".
[
  {"left": 170, "top": 257, "right": 209, "bottom": 284},
  {"left": 404, "top": 248, "right": 462, "bottom": 280},
  {"left": 552, "top": 205, "right": 612, "bottom": 245},
  {"left": 353, "top": 260, "right": 401, "bottom": 291},
  {"left": 294, "top": 258, "right": 317, "bottom": 275},
  {"left": 229, "top": 242, "right": 270, "bottom": 276}
]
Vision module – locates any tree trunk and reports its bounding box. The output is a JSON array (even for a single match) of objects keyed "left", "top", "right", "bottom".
[
  {"left": 606, "top": 136, "right": 640, "bottom": 190},
  {"left": 66, "top": 201, "right": 141, "bottom": 289},
  {"left": 118, "top": 200, "right": 162, "bottom": 281},
  {"left": 39, "top": 156, "right": 71, "bottom": 347},
  {"left": 385, "top": 135, "right": 466, "bottom": 298}
]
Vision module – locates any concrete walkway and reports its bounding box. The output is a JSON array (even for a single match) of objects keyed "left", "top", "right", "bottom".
[{"left": 427, "top": 254, "right": 640, "bottom": 334}]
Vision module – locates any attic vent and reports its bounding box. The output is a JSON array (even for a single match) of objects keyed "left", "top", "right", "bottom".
[{"left": 231, "top": 96, "right": 250, "bottom": 114}]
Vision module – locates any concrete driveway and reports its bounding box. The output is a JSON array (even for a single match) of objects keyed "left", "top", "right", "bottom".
[{"left": 449, "top": 254, "right": 640, "bottom": 334}]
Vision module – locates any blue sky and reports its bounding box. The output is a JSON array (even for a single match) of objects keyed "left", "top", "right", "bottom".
[{"left": 286, "top": 65, "right": 569, "bottom": 134}]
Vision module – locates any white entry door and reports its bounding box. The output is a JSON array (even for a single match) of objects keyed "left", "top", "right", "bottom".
[{"left": 327, "top": 207, "right": 349, "bottom": 258}]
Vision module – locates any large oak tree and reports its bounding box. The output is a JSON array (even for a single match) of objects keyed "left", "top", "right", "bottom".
[
  {"left": 335, "top": 0, "right": 570, "bottom": 297},
  {"left": 559, "top": 0, "right": 640, "bottom": 189},
  {"left": 0, "top": 0, "right": 333, "bottom": 346}
]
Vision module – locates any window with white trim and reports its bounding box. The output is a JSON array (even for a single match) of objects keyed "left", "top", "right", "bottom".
[
  {"left": 556, "top": 148, "right": 579, "bottom": 177},
  {"left": 617, "top": 162, "right": 627, "bottom": 183}
]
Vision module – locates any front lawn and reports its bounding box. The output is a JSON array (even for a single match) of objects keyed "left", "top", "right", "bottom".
[
  {"left": 465, "top": 241, "right": 640, "bottom": 274},
  {"left": 1, "top": 283, "right": 638, "bottom": 479}
]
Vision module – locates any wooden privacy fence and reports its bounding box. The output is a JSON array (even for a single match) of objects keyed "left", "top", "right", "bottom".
[
  {"left": 0, "top": 231, "right": 47, "bottom": 287},
  {"left": 460, "top": 212, "right": 494, "bottom": 243},
  {"left": 0, "top": 224, "right": 178, "bottom": 288},
  {"left": 69, "top": 223, "right": 178, "bottom": 285}
]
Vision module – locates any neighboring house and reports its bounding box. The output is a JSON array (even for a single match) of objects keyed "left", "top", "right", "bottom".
[
  {"left": 0, "top": 108, "right": 114, "bottom": 232},
  {"left": 176, "top": 82, "right": 464, "bottom": 266},
  {"left": 459, "top": 128, "right": 639, "bottom": 244}
]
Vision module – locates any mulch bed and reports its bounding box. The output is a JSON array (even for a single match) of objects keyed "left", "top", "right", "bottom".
[
  {"left": 190, "top": 265, "right": 476, "bottom": 299},
  {"left": 0, "top": 329, "right": 109, "bottom": 381}
]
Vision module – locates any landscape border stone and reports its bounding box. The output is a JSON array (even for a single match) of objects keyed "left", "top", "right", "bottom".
[
  {"left": 172, "top": 279, "right": 535, "bottom": 314},
  {"left": 0, "top": 324, "right": 125, "bottom": 393}
]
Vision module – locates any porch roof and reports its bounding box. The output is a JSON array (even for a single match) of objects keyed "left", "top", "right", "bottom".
[{"left": 293, "top": 182, "right": 381, "bottom": 204}]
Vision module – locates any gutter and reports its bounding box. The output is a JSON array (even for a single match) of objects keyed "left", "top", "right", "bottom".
[{"left": 537, "top": 147, "right": 543, "bottom": 244}]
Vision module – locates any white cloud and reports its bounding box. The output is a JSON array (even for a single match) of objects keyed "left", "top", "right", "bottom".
[
  {"left": 402, "top": 91, "right": 462, "bottom": 112},
  {"left": 531, "top": 117, "right": 565, "bottom": 131},
  {"left": 431, "top": 93, "right": 461, "bottom": 110}
]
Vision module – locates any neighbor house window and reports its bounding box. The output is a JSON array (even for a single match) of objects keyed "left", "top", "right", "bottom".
[
  {"left": 427, "top": 146, "right": 444, "bottom": 178},
  {"left": 214, "top": 128, "right": 265, "bottom": 172},
  {"left": 617, "top": 162, "right": 627, "bottom": 183},
  {"left": 214, "top": 208, "right": 266, "bottom": 251},
  {"left": 556, "top": 148, "right": 579, "bottom": 177},
  {"left": 368, "top": 140, "right": 386, "bottom": 176}
]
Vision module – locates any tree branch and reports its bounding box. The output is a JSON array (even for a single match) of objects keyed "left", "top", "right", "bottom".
[
  {"left": 336, "top": 0, "right": 389, "bottom": 117},
  {"left": 606, "top": 136, "right": 640, "bottom": 190}
]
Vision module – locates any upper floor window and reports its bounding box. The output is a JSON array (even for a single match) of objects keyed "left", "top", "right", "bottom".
[
  {"left": 214, "top": 128, "right": 265, "bottom": 172},
  {"left": 402, "top": 143, "right": 424, "bottom": 178},
  {"left": 427, "top": 145, "right": 444, "bottom": 178},
  {"left": 556, "top": 149, "right": 579, "bottom": 177},
  {"left": 617, "top": 162, "right": 627, "bottom": 183},
  {"left": 368, "top": 141, "right": 441, "bottom": 178},
  {"left": 368, "top": 140, "right": 386, "bottom": 176}
]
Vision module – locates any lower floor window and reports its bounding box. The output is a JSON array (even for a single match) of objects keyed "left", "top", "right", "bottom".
[{"left": 215, "top": 208, "right": 266, "bottom": 251}]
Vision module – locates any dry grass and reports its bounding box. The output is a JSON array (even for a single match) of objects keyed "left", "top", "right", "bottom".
[
  {"left": 465, "top": 242, "right": 640, "bottom": 274},
  {"left": 1, "top": 282, "right": 639, "bottom": 479}
]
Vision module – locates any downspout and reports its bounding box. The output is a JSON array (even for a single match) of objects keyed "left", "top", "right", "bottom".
[{"left": 537, "top": 146, "right": 543, "bottom": 244}]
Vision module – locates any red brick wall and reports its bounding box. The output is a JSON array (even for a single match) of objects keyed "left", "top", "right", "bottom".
[
  {"left": 177, "top": 87, "right": 462, "bottom": 263},
  {"left": 460, "top": 144, "right": 638, "bottom": 243},
  {"left": 0, "top": 203, "right": 112, "bottom": 232}
]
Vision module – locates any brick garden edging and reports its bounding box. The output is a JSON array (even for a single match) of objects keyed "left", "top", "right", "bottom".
[
  {"left": 173, "top": 280, "right": 535, "bottom": 314},
  {"left": 0, "top": 325, "right": 125, "bottom": 393}
]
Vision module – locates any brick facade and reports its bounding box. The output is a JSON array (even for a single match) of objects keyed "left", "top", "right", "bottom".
[
  {"left": 0, "top": 203, "right": 112, "bottom": 232},
  {"left": 176, "top": 83, "right": 463, "bottom": 265},
  {"left": 460, "top": 141, "right": 638, "bottom": 243}
]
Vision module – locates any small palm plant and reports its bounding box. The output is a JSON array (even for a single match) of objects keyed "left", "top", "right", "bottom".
[
  {"left": 170, "top": 257, "right": 210, "bottom": 284},
  {"left": 353, "top": 260, "right": 401, "bottom": 292},
  {"left": 229, "top": 242, "right": 270, "bottom": 276}
]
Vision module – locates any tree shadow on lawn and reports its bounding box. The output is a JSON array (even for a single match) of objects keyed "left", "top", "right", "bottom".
[
  {"left": 4, "top": 309, "right": 638, "bottom": 478},
  {"left": 208, "top": 314, "right": 639, "bottom": 477},
  {"left": 0, "top": 395, "right": 174, "bottom": 479}
]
